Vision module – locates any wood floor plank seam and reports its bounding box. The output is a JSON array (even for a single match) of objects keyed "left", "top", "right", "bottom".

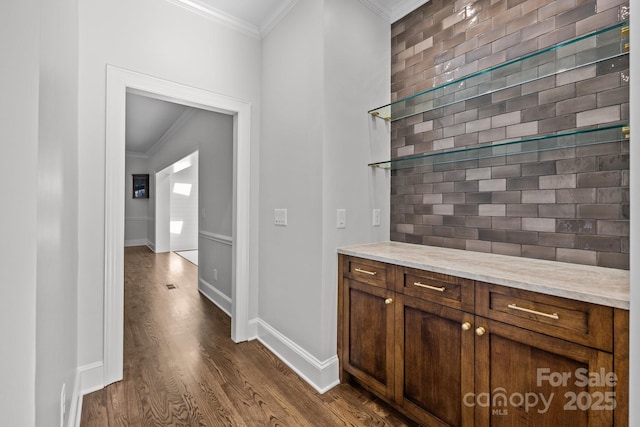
[{"left": 81, "top": 246, "right": 416, "bottom": 426}]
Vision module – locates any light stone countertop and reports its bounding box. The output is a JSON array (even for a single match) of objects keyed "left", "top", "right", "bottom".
[{"left": 338, "top": 241, "right": 630, "bottom": 310}]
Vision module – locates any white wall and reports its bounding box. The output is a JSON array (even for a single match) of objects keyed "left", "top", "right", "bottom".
[
  {"left": 1, "top": 2, "right": 80, "bottom": 424},
  {"left": 320, "top": 0, "right": 391, "bottom": 360},
  {"left": 77, "top": 0, "right": 261, "bottom": 372},
  {"left": 4, "top": 0, "right": 635, "bottom": 422},
  {"left": 36, "top": 0, "right": 80, "bottom": 424},
  {"left": 0, "top": 2, "right": 40, "bottom": 424},
  {"left": 146, "top": 110, "right": 233, "bottom": 307},
  {"left": 259, "top": 0, "right": 390, "bottom": 389},
  {"left": 170, "top": 153, "right": 199, "bottom": 251},
  {"left": 260, "top": 0, "right": 325, "bottom": 357},
  {"left": 124, "top": 154, "right": 150, "bottom": 247}
]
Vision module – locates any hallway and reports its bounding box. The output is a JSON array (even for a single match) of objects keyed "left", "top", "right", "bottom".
[{"left": 80, "top": 246, "right": 415, "bottom": 426}]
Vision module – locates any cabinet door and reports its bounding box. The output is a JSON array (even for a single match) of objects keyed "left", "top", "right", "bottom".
[
  {"left": 395, "top": 295, "right": 475, "bottom": 426},
  {"left": 342, "top": 278, "right": 395, "bottom": 400},
  {"left": 474, "top": 318, "right": 614, "bottom": 427}
]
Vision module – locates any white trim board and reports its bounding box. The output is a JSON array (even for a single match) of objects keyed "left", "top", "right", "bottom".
[
  {"left": 164, "top": 0, "right": 298, "bottom": 39},
  {"left": 199, "top": 230, "right": 233, "bottom": 246},
  {"left": 125, "top": 216, "right": 148, "bottom": 221},
  {"left": 105, "top": 65, "right": 252, "bottom": 387},
  {"left": 124, "top": 239, "right": 148, "bottom": 247},
  {"left": 359, "top": 0, "right": 430, "bottom": 23},
  {"left": 67, "top": 362, "right": 104, "bottom": 427},
  {"left": 67, "top": 369, "right": 81, "bottom": 427},
  {"left": 199, "top": 278, "right": 232, "bottom": 316},
  {"left": 79, "top": 361, "right": 104, "bottom": 396},
  {"left": 256, "top": 320, "right": 340, "bottom": 394}
]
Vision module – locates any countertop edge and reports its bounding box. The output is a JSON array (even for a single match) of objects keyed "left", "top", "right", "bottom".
[{"left": 338, "top": 243, "right": 630, "bottom": 310}]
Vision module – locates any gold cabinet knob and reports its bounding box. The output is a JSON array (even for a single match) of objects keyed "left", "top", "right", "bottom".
[
  {"left": 475, "top": 326, "right": 486, "bottom": 336},
  {"left": 461, "top": 322, "right": 472, "bottom": 331},
  {"left": 385, "top": 298, "right": 393, "bottom": 305}
]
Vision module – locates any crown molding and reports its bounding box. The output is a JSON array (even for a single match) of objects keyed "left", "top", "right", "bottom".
[
  {"left": 165, "top": 0, "right": 298, "bottom": 40},
  {"left": 125, "top": 150, "right": 149, "bottom": 159},
  {"left": 164, "top": 0, "right": 261, "bottom": 39},
  {"left": 260, "top": 0, "right": 298, "bottom": 38},
  {"left": 146, "top": 109, "right": 198, "bottom": 158},
  {"left": 359, "top": 0, "right": 391, "bottom": 22},
  {"left": 360, "top": 0, "right": 430, "bottom": 23},
  {"left": 391, "top": 0, "right": 430, "bottom": 22}
]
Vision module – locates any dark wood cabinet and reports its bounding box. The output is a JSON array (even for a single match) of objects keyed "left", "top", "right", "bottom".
[
  {"left": 396, "top": 294, "right": 475, "bottom": 426},
  {"left": 338, "top": 254, "right": 628, "bottom": 427},
  {"left": 474, "top": 317, "right": 613, "bottom": 427},
  {"left": 342, "top": 278, "right": 395, "bottom": 400}
]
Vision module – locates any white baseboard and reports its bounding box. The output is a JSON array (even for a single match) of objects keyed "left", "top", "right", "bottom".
[
  {"left": 67, "top": 368, "right": 81, "bottom": 427},
  {"left": 247, "top": 317, "right": 259, "bottom": 340},
  {"left": 124, "top": 238, "right": 148, "bottom": 247},
  {"left": 79, "top": 361, "right": 104, "bottom": 395},
  {"left": 68, "top": 361, "right": 104, "bottom": 427},
  {"left": 147, "top": 240, "right": 156, "bottom": 252},
  {"left": 198, "top": 277, "right": 232, "bottom": 317},
  {"left": 68, "top": 324, "right": 338, "bottom": 426},
  {"left": 256, "top": 319, "right": 339, "bottom": 394}
]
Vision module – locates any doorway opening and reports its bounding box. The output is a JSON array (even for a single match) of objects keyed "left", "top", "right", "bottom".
[
  {"left": 155, "top": 151, "right": 200, "bottom": 256},
  {"left": 105, "top": 65, "right": 252, "bottom": 387}
]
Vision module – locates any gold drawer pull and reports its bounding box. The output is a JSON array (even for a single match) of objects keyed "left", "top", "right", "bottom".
[
  {"left": 508, "top": 303, "right": 559, "bottom": 320},
  {"left": 354, "top": 268, "right": 377, "bottom": 276},
  {"left": 414, "top": 282, "right": 445, "bottom": 292}
]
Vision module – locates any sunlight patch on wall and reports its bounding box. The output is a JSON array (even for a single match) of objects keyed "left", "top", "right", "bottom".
[
  {"left": 170, "top": 220, "right": 184, "bottom": 234},
  {"left": 173, "top": 158, "right": 191, "bottom": 173},
  {"left": 173, "top": 183, "right": 192, "bottom": 196}
]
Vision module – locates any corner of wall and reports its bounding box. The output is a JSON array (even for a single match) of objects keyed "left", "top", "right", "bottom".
[
  {"left": 198, "top": 278, "right": 232, "bottom": 316},
  {"left": 68, "top": 361, "right": 104, "bottom": 427},
  {"left": 256, "top": 319, "right": 340, "bottom": 394},
  {"left": 67, "top": 369, "right": 81, "bottom": 427}
]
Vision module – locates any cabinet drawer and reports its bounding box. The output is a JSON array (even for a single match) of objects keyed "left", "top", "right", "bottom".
[
  {"left": 343, "top": 256, "right": 390, "bottom": 289},
  {"left": 396, "top": 266, "right": 474, "bottom": 312},
  {"left": 476, "top": 282, "right": 613, "bottom": 352}
]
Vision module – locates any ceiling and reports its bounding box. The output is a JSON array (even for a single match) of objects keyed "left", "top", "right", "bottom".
[
  {"left": 126, "top": 0, "right": 430, "bottom": 154},
  {"left": 126, "top": 94, "right": 194, "bottom": 155},
  {"left": 165, "top": 0, "right": 430, "bottom": 38}
]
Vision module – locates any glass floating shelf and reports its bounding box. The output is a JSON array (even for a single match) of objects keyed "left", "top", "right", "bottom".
[
  {"left": 369, "top": 21, "right": 629, "bottom": 122},
  {"left": 369, "top": 125, "right": 629, "bottom": 170}
]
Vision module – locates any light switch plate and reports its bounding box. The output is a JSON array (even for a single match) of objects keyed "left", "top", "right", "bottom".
[
  {"left": 337, "top": 209, "right": 346, "bottom": 229},
  {"left": 274, "top": 208, "right": 287, "bottom": 226},
  {"left": 373, "top": 209, "right": 381, "bottom": 226}
]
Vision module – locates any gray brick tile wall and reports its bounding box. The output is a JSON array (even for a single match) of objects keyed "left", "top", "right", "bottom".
[{"left": 389, "top": 0, "right": 630, "bottom": 269}]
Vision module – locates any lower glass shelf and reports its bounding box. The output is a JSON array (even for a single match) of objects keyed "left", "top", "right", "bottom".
[{"left": 369, "top": 124, "right": 629, "bottom": 170}]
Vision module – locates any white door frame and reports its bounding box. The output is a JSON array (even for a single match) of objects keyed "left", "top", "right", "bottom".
[{"left": 104, "top": 65, "right": 251, "bottom": 385}]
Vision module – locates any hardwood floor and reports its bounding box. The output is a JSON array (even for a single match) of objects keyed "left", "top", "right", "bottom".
[{"left": 81, "top": 246, "right": 417, "bottom": 426}]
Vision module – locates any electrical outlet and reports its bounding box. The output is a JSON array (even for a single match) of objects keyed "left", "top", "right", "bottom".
[
  {"left": 337, "top": 209, "right": 346, "bottom": 229},
  {"left": 213, "top": 268, "right": 218, "bottom": 281},
  {"left": 274, "top": 208, "right": 287, "bottom": 226},
  {"left": 60, "top": 383, "right": 66, "bottom": 427},
  {"left": 373, "top": 209, "right": 381, "bottom": 226}
]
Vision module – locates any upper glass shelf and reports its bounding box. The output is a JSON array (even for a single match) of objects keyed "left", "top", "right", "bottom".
[
  {"left": 369, "top": 124, "right": 629, "bottom": 170},
  {"left": 369, "top": 21, "right": 629, "bottom": 122}
]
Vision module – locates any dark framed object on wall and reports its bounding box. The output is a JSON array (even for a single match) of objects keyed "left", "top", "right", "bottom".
[{"left": 132, "top": 174, "right": 149, "bottom": 199}]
